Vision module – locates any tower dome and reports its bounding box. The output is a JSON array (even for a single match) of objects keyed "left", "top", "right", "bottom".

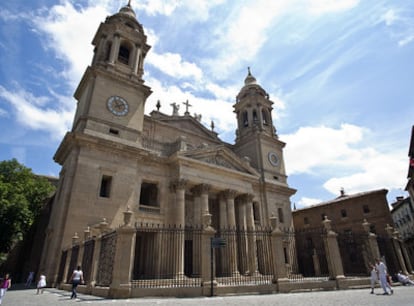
[
  {"left": 119, "top": 1, "right": 136, "bottom": 18},
  {"left": 244, "top": 67, "right": 257, "bottom": 85}
]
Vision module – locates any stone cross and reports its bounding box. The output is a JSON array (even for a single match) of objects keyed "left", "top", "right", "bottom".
[{"left": 183, "top": 99, "right": 192, "bottom": 115}]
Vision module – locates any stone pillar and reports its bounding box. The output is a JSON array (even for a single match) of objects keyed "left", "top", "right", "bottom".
[
  {"left": 109, "top": 208, "right": 136, "bottom": 298},
  {"left": 392, "top": 229, "right": 408, "bottom": 275},
  {"left": 269, "top": 217, "right": 288, "bottom": 291},
  {"left": 237, "top": 195, "right": 248, "bottom": 274},
  {"left": 109, "top": 33, "right": 120, "bottom": 64},
  {"left": 245, "top": 194, "right": 258, "bottom": 275},
  {"left": 62, "top": 247, "right": 72, "bottom": 286},
  {"left": 170, "top": 179, "right": 188, "bottom": 278},
  {"left": 362, "top": 219, "right": 380, "bottom": 268},
  {"left": 322, "top": 217, "right": 345, "bottom": 288},
  {"left": 224, "top": 189, "right": 238, "bottom": 276},
  {"left": 312, "top": 248, "right": 321, "bottom": 276},
  {"left": 193, "top": 184, "right": 211, "bottom": 217},
  {"left": 200, "top": 213, "right": 217, "bottom": 296},
  {"left": 132, "top": 44, "right": 141, "bottom": 75},
  {"left": 399, "top": 237, "right": 414, "bottom": 273}
]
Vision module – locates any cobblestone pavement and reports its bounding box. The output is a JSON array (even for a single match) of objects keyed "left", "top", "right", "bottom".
[{"left": 2, "top": 285, "right": 414, "bottom": 306}]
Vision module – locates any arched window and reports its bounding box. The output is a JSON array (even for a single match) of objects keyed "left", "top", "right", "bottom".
[
  {"left": 104, "top": 42, "right": 112, "bottom": 61},
  {"left": 118, "top": 43, "right": 131, "bottom": 65},
  {"left": 253, "top": 110, "right": 258, "bottom": 123},
  {"left": 262, "top": 109, "right": 268, "bottom": 125},
  {"left": 242, "top": 111, "right": 248, "bottom": 127}
]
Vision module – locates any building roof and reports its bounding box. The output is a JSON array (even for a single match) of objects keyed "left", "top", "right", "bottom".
[{"left": 293, "top": 189, "right": 388, "bottom": 213}]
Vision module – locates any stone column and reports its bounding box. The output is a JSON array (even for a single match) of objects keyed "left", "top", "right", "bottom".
[
  {"left": 269, "top": 217, "right": 288, "bottom": 291},
  {"left": 109, "top": 33, "right": 120, "bottom": 64},
  {"left": 170, "top": 179, "right": 188, "bottom": 278},
  {"left": 193, "top": 184, "right": 211, "bottom": 217},
  {"left": 109, "top": 208, "right": 136, "bottom": 298},
  {"left": 224, "top": 189, "right": 238, "bottom": 276},
  {"left": 200, "top": 213, "right": 217, "bottom": 296},
  {"left": 322, "top": 217, "right": 345, "bottom": 288},
  {"left": 237, "top": 195, "right": 248, "bottom": 274},
  {"left": 245, "top": 194, "right": 258, "bottom": 275},
  {"left": 191, "top": 184, "right": 210, "bottom": 276}
]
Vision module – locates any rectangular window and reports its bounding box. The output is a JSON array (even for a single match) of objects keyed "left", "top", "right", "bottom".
[
  {"left": 99, "top": 175, "right": 112, "bottom": 198},
  {"left": 304, "top": 217, "right": 309, "bottom": 225},
  {"left": 253, "top": 202, "right": 260, "bottom": 222},
  {"left": 341, "top": 209, "right": 347, "bottom": 218},
  {"left": 321, "top": 213, "right": 326, "bottom": 221},
  {"left": 363, "top": 205, "right": 370, "bottom": 214},
  {"left": 109, "top": 128, "right": 119, "bottom": 135},
  {"left": 139, "top": 182, "right": 158, "bottom": 207},
  {"left": 278, "top": 207, "right": 284, "bottom": 223}
]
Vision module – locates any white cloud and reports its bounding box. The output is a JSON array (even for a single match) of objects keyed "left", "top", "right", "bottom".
[
  {"left": 282, "top": 124, "right": 365, "bottom": 174},
  {"left": 147, "top": 52, "right": 203, "bottom": 80},
  {"left": 134, "top": 0, "right": 180, "bottom": 16},
  {"left": 31, "top": 1, "right": 112, "bottom": 89},
  {"left": 0, "top": 85, "right": 74, "bottom": 140},
  {"left": 307, "top": 0, "right": 359, "bottom": 15},
  {"left": 145, "top": 76, "right": 236, "bottom": 135},
  {"left": 382, "top": 9, "right": 397, "bottom": 26},
  {"left": 297, "top": 197, "right": 322, "bottom": 208},
  {"left": 282, "top": 124, "right": 408, "bottom": 197}
]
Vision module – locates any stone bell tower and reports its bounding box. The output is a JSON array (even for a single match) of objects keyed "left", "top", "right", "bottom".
[
  {"left": 71, "top": 0, "right": 152, "bottom": 142},
  {"left": 233, "top": 68, "right": 288, "bottom": 184},
  {"left": 41, "top": 1, "right": 152, "bottom": 284}
]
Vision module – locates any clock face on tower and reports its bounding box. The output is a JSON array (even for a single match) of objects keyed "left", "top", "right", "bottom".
[
  {"left": 268, "top": 151, "right": 279, "bottom": 166},
  {"left": 107, "top": 96, "right": 129, "bottom": 116}
]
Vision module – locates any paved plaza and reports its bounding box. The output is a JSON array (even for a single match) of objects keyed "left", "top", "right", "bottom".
[{"left": 2, "top": 285, "right": 414, "bottom": 306}]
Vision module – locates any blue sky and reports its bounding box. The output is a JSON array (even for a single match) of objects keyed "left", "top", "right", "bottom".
[{"left": 0, "top": 0, "right": 413, "bottom": 208}]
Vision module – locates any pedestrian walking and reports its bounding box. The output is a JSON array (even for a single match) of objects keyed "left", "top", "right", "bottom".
[
  {"left": 25, "top": 271, "right": 34, "bottom": 287},
  {"left": 376, "top": 258, "right": 393, "bottom": 295},
  {"left": 369, "top": 264, "right": 378, "bottom": 294},
  {"left": 36, "top": 274, "right": 47, "bottom": 294},
  {"left": 0, "top": 273, "right": 11, "bottom": 305},
  {"left": 69, "top": 265, "right": 84, "bottom": 299}
]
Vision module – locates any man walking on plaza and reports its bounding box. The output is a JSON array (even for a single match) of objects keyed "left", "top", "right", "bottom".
[{"left": 376, "top": 258, "right": 393, "bottom": 295}]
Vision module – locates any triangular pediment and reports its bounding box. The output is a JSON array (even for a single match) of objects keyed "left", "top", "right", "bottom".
[
  {"left": 148, "top": 111, "right": 219, "bottom": 140},
  {"left": 180, "top": 145, "right": 259, "bottom": 176}
]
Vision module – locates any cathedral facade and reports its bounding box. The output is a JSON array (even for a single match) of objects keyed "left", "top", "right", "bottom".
[{"left": 39, "top": 2, "right": 296, "bottom": 288}]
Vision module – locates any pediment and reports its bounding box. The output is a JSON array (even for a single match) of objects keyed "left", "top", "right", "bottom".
[
  {"left": 148, "top": 111, "right": 218, "bottom": 140},
  {"left": 180, "top": 145, "right": 259, "bottom": 176}
]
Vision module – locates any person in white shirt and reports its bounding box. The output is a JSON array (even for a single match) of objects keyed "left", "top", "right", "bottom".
[
  {"left": 375, "top": 258, "right": 393, "bottom": 295},
  {"left": 36, "top": 274, "right": 46, "bottom": 294},
  {"left": 69, "top": 266, "right": 84, "bottom": 299},
  {"left": 397, "top": 271, "right": 414, "bottom": 286},
  {"left": 369, "top": 264, "right": 378, "bottom": 294}
]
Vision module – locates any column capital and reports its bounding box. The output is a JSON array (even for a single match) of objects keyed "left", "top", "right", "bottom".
[
  {"left": 170, "top": 179, "right": 188, "bottom": 192},
  {"left": 238, "top": 193, "right": 254, "bottom": 203},
  {"left": 220, "top": 189, "right": 237, "bottom": 200},
  {"left": 192, "top": 183, "right": 211, "bottom": 196}
]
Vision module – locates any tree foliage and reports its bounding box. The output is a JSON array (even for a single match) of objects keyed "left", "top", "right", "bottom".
[{"left": 0, "top": 159, "right": 55, "bottom": 254}]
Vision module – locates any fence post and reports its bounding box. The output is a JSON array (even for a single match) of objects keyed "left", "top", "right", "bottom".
[
  {"left": 270, "top": 217, "right": 288, "bottom": 292},
  {"left": 390, "top": 228, "right": 409, "bottom": 275},
  {"left": 200, "top": 213, "right": 216, "bottom": 296},
  {"left": 362, "top": 219, "right": 380, "bottom": 268},
  {"left": 109, "top": 208, "right": 136, "bottom": 298},
  {"left": 322, "top": 217, "right": 345, "bottom": 288}
]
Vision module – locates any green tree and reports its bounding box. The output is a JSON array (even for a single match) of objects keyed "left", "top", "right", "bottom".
[{"left": 0, "top": 159, "right": 55, "bottom": 257}]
